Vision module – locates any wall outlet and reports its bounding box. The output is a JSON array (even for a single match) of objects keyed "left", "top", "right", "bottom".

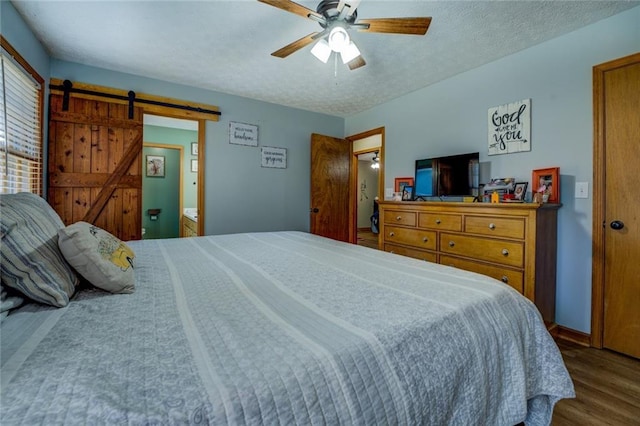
[{"left": 575, "top": 182, "right": 589, "bottom": 199}]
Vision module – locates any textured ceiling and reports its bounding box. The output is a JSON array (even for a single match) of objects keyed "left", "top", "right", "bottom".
[{"left": 12, "top": 0, "right": 639, "bottom": 117}]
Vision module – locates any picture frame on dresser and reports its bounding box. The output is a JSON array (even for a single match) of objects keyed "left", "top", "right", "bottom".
[
  {"left": 402, "top": 186, "right": 414, "bottom": 201},
  {"left": 532, "top": 167, "right": 560, "bottom": 203},
  {"left": 395, "top": 177, "right": 414, "bottom": 193},
  {"left": 514, "top": 182, "right": 528, "bottom": 201}
]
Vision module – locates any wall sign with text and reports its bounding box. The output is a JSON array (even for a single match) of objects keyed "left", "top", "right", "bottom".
[
  {"left": 229, "top": 121, "right": 259, "bottom": 146},
  {"left": 488, "top": 98, "right": 531, "bottom": 155},
  {"left": 261, "top": 146, "right": 287, "bottom": 169}
]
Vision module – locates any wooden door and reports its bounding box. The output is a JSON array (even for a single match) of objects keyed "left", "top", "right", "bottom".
[
  {"left": 48, "top": 94, "right": 143, "bottom": 241},
  {"left": 593, "top": 53, "right": 640, "bottom": 358},
  {"left": 310, "top": 133, "right": 351, "bottom": 242}
]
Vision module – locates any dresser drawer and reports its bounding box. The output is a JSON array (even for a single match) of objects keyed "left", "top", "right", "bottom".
[
  {"left": 385, "top": 226, "right": 437, "bottom": 250},
  {"left": 418, "top": 213, "right": 462, "bottom": 231},
  {"left": 439, "top": 232, "right": 524, "bottom": 268},
  {"left": 465, "top": 216, "right": 525, "bottom": 239},
  {"left": 440, "top": 255, "right": 524, "bottom": 293},
  {"left": 385, "top": 243, "right": 437, "bottom": 263},
  {"left": 383, "top": 210, "right": 417, "bottom": 227}
]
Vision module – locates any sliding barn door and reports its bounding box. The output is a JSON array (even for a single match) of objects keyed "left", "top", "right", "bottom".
[{"left": 48, "top": 94, "right": 143, "bottom": 241}]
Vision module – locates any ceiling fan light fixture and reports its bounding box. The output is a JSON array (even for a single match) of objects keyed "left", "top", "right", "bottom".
[
  {"left": 310, "top": 39, "right": 332, "bottom": 63},
  {"left": 328, "top": 26, "right": 350, "bottom": 52},
  {"left": 340, "top": 41, "right": 360, "bottom": 64}
]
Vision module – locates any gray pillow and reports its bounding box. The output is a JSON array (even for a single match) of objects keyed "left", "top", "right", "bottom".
[
  {"left": 58, "top": 222, "right": 135, "bottom": 294},
  {"left": 0, "top": 192, "right": 79, "bottom": 307}
]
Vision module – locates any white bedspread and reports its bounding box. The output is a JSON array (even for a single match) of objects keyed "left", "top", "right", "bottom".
[{"left": 0, "top": 231, "right": 574, "bottom": 425}]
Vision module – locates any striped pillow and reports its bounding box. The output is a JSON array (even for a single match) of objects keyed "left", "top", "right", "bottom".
[{"left": 0, "top": 193, "right": 79, "bottom": 307}]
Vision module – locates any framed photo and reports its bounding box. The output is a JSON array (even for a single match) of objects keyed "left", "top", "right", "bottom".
[
  {"left": 402, "top": 185, "right": 414, "bottom": 201},
  {"left": 532, "top": 167, "right": 560, "bottom": 203},
  {"left": 191, "top": 142, "right": 198, "bottom": 156},
  {"left": 190, "top": 159, "right": 198, "bottom": 173},
  {"left": 514, "top": 182, "right": 528, "bottom": 201},
  {"left": 395, "top": 177, "right": 414, "bottom": 192},
  {"left": 146, "top": 155, "right": 165, "bottom": 177}
]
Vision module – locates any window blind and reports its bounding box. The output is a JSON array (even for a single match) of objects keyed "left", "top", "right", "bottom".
[{"left": 1, "top": 46, "right": 43, "bottom": 195}]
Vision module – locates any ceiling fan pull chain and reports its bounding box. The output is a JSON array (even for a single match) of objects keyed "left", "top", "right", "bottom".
[{"left": 334, "top": 53, "right": 338, "bottom": 78}]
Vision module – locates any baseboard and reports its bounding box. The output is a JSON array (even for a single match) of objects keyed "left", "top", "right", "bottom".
[
  {"left": 554, "top": 325, "right": 591, "bottom": 347},
  {"left": 357, "top": 227, "right": 372, "bottom": 232}
]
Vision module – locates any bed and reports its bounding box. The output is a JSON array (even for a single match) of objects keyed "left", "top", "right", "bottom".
[{"left": 0, "top": 194, "right": 574, "bottom": 425}]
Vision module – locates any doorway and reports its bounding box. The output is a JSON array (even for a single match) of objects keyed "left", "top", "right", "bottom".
[
  {"left": 591, "top": 52, "right": 640, "bottom": 359},
  {"left": 355, "top": 151, "right": 380, "bottom": 249},
  {"left": 350, "top": 127, "right": 384, "bottom": 248},
  {"left": 309, "top": 127, "right": 384, "bottom": 244},
  {"left": 143, "top": 115, "right": 199, "bottom": 238}
]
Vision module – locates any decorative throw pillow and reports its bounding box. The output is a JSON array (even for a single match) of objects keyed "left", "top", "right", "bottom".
[
  {"left": 0, "top": 192, "right": 80, "bottom": 307},
  {"left": 58, "top": 222, "right": 135, "bottom": 294}
]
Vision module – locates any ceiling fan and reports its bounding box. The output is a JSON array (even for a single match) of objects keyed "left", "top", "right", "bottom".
[{"left": 257, "top": 0, "right": 432, "bottom": 70}]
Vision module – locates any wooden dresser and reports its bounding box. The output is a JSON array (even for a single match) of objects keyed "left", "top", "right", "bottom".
[
  {"left": 182, "top": 216, "right": 198, "bottom": 238},
  {"left": 377, "top": 201, "right": 560, "bottom": 323}
]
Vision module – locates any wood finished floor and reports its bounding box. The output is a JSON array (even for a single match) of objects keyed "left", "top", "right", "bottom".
[
  {"left": 357, "top": 229, "right": 379, "bottom": 250},
  {"left": 552, "top": 340, "right": 640, "bottom": 425}
]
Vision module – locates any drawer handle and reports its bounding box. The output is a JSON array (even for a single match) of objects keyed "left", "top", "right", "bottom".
[
  {"left": 502, "top": 249, "right": 509, "bottom": 256},
  {"left": 449, "top": 241, "right": 455, "bottom": 247},
  {"left": 436, "top": 219, "right": 441, "bottom": 225},
  {"left": 489, "top": 223, "right": 496, "bottom": 230},
  {"left": 396, "top": 216, "right": 402, "bottom": 221},
  {"left": 389, "top": 232, "right": 395, "bottom": 237},
  {"left": 422, "top": 237, "right": 429, "bottom": 243},
  {"left": 501, "top": 276, "right": 509, "bottom": 283}
]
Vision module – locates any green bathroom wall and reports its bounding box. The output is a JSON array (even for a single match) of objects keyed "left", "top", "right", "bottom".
[
  {"left": 142, "top": 147, "right": 180, "bottom": 239},
  {"left": 144, "top": 124, "right": 198, "bottom": 209}
]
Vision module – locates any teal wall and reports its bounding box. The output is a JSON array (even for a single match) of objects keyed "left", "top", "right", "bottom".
[
  {"left": 142, "top": 146, "right": 181, "bottom": 239},
  {"left": 345, "top": 6, "right": 640, "bottom": 334},
  {"left": 144, "top": 124, "right": 198, "bottom": 209}
]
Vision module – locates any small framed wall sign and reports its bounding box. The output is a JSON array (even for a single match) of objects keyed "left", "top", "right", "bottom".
[
  {"left": 191, "top": 159, "right": 198, "bottom": 173},
  {"left": 229, "top": 121, "right": 258, "bottom": 146},
  {"left": 488, "top": 98, "right": 531, "bottom": 155},
  {"left": 261, "top": 146, "right": 287, "bottom": 169},
  {"left": 191, "top": 142, "right": 198, "bottom": 156}
]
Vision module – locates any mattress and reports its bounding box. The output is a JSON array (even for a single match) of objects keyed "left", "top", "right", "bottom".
[{"left": 0, "top": 231, "right": 574, "bottom": 425}]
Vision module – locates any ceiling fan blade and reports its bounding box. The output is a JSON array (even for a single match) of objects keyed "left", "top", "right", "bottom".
[
  {"left": 258, "top": 0, "right": 324, "bottom": 21},
  {"left": 347, "top": 55, "right": 366, "bottom": 70},
  {"left": 271, "top": 32, "right": 320, "bottom": 58},
  {"left": 357, "top": 17, "right": 432, "bottom": 35}
]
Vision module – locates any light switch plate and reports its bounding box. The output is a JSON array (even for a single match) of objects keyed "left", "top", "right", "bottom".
[{"left": 575, "top": 182, "right": 589, "bottom": 199}]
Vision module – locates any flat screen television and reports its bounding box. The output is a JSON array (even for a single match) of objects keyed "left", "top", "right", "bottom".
[{"left": 414, "top": 152, "right": 480, "bottom": 200}]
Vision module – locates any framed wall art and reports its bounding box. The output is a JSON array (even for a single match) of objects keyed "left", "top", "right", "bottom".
[
  {"left": 532, "top": 167, "right": 560, "bottom": 203},
  {"left": 261, "top": 146, "right": 287, "bottom": 169},
  {"left": 146, "top": 155, "right": 165, "bottom": 177},
  {"left": 191, "top": 142, "right": 198, "bottom": 156},
  {"left": 229, "top": 121, "right": 259, "bottom": 146},
  {"left": 394, "top": 177, "right": 414, "bottom": 192},
  {"left": 191, "top": 159, "right": 198, "bottom": 173}
]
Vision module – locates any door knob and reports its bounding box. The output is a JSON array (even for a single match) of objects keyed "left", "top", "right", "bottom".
[
  {"left": 610, "top": 220, "right": 625, "bottom": 230},
  {"left": 310, "top": 208, "right": 319, "bottom": 213}
]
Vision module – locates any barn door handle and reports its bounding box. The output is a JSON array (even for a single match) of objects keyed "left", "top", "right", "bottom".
[
  {"left": 310, "top": 208, "right": 319, "bottom": 213},
  {"left": 610, "top": 220, "right": 624, "bottom": 230}
]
